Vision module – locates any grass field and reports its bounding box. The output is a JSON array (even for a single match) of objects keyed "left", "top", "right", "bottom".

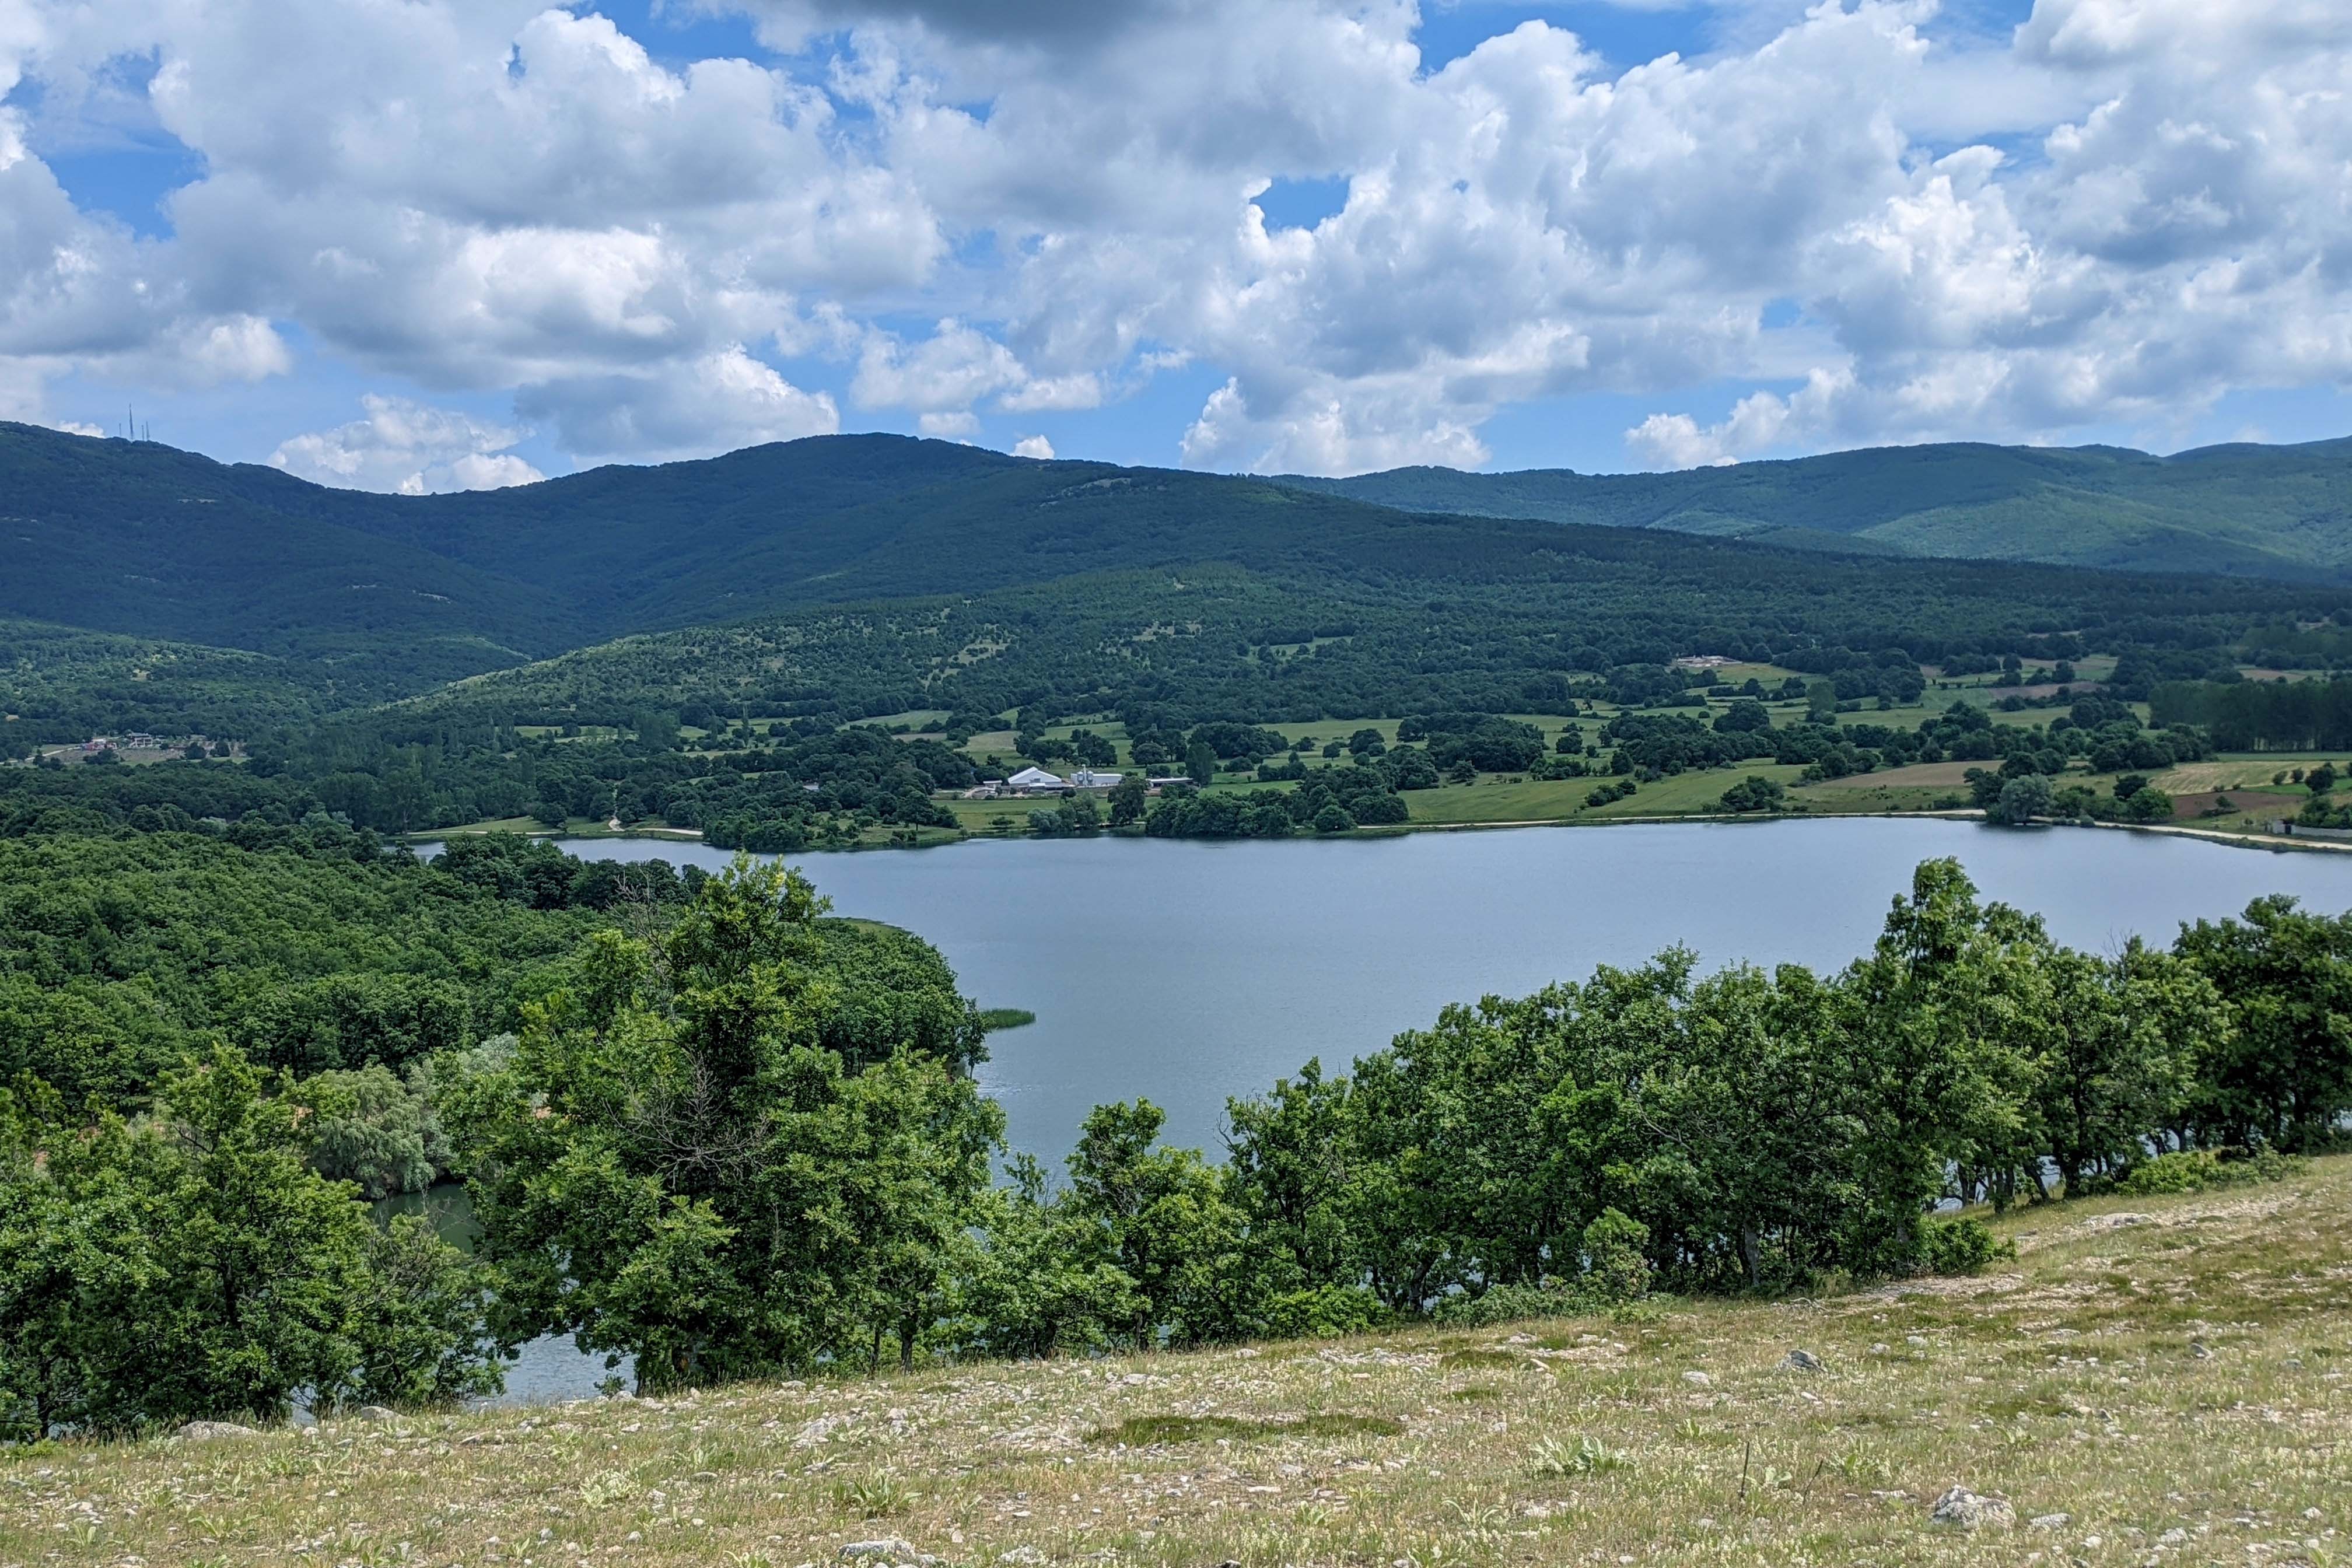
[{"left": 10, "top": 1160, "right": 2346, "bottom": 1568}]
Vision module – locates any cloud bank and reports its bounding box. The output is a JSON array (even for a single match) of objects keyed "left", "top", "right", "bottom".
[{"left": 4, "top": 0, "right": 2348, "bottom": 480}]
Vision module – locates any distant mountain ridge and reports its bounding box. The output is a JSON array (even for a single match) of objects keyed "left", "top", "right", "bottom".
[
  {"left": 5, "top": 421, "right": 2348, "bottom": 706},
  {"left": 1275, "top": 436, "right": 2352, "bottom": 580}
]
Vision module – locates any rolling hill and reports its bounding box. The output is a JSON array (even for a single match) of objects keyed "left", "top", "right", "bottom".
[
  {"left": 1279, "top": 436, "right": 2352, "bottom": 578},
  {"left": 6, "top": 423, "right": 2352, "bottom": 733}
]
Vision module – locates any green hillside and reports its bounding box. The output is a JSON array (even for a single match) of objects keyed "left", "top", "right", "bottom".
[
  {"left": 0, "top": 618, "right": 349, "bottom": 741},
  {"left": 0, "top": 425, "right": 1026, "bottom": 688},
  {"left": 1282, "top": 436, "right": 2352, "bottom": 578},
  {"left": 386, "top": 542, "right": 2339, "bottom": 734},
  {"left": 12, "top": 425, "right": 2352, "bottom": 713}
]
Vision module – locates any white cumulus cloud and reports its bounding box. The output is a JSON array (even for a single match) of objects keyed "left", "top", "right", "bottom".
[
  {"left": 513, "top": 347, "right": 839, "bottom": 462},
  {"left": 4, "top": 0, "right": 2350, "bottom": 474},
  {"left": 269, "top": 396, "right": 545, "bottom": 494}
]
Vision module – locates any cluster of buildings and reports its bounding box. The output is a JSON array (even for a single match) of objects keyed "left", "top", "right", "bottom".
[
  {"left": 961, "top": 765, "right": 1208, "bottom": 800},
  {"left": 83, "top": 733, "right": 170, "bottom": 755},
  {"left": 964, "top": 766, "right": 1126, "bottom": 799}
]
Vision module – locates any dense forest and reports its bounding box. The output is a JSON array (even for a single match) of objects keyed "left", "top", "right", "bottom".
[{"left": 4, "top": 822, "right": 2347, "bottom": 1437}]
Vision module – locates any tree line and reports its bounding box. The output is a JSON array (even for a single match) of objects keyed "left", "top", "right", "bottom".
[
  {"left": 2152, "top": 677, "right": 2352, "bottom": 753},
  {"left": 5, "top": 842, "right": 2347, "bottom": 1438}
]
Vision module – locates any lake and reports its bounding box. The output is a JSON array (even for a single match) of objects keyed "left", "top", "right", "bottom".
[
  {"left": 430, "top": 818, "right": 2352, "bottom": 1161},
  {"left": 404, "top": 816, "right": 2352, "bottom": 1404}
]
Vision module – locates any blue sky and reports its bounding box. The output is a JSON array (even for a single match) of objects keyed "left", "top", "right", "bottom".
[{"left": 6, "top": 0, "right": 2347, "bottom": 487}]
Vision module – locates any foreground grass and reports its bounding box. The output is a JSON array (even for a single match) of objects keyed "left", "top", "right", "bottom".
[{"left": 7, "top": 1161, "right": 2350, "bottom": 1567}]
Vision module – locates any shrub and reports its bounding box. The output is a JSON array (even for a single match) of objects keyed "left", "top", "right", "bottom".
[
  {"left": 1258, "top": 1284, "right": 1387, "bottom": 1339},
  {"left": 1920, "top": 1216, "right": 2012, "bottom": 1276},
  {"left": 1432, "top": 1282, "right": 1581, "bottom": 1328},
  {"left": 1716, "top": 775, "right": 1787, "bottom": 813},
  {"left": 2115, "top": 1149, "right": 2225, "bottom": 1195},
  {"left": 2114, "top": 1147, "right": 2306, "bottom": 1196},
  {"left": 1582, "top": 1208, "right": 1653, "bottom": 1304}
]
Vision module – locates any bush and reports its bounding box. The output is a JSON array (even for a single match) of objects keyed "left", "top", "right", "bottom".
[
  {"left": 1431, "top": 1282, "right": 1584, "bottom": 1328},
  {"left": 2115, "top": 1149, "right": 2225, "bottom": 1194},
  {"left": 1716, "top": 775, "right": 1786, "bottom": 814},
  {"left": 2113, "top": 1147, "right": 2305, "bottom": 1196},
  {"left": 1581, "top": 1208, "right": 1652, "bottom": 1304},
  {"left": 1431, "top": 1213, "right": 1654, "bottom": 1325},
  {"left": 1920, "top": 1216, "right": 2012, "bottom": 1276},
  {"left": 1258, "top": 1284, "right": 1387, "bottom": 1339}
]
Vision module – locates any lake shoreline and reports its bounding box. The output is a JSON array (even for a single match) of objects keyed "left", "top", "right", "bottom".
[{"left": 407, "top": 806, "right": 2352, "bottom": 859}]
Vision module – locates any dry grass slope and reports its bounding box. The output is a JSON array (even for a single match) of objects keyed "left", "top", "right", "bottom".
[{"left": 5, "top": 1160, "right": 2350, "bottom": 1568}]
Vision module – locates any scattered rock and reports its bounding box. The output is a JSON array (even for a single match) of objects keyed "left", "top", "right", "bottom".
[
  {"left": 175, "top": 1420, "right": 259, "bottom": 1441},
  {"left": 796, "top": 1413, "right": 852, "bottom": 1447},
  {"left": 2159, "top": 1528, "right": 2188, "bottom": 1544},
  {"left": 998, "top": 1551, "right": 1046, "bottom": 1567},
  {"left": 2030, "top": 1513, "right": 2073, "bottom": 1530},
  {"left": 1779, "top": 1349, "right": 1825, "bottom": 1373},
  {"left": 1905, "top": 1335, "right": 1930, "bottom": 1349},
  {"left": 1930, "top": 1486, "right": 2015, "bottom": 1530},
  {"left": 1682, "top": 1371, "right": 1712, "bottom": 1388},
  {"left": 2190, "top": 1342, "right": 2213, "bottom": 1360},
  {"left": 840, "top": 1541, "right": 938, "bottom": 1567},
  {"left": 1870, "top": 1342, "right": 1890, "bottom": 1354},
  {"left": 2078, "top": 1212, "right": 2152, "bottom": 1231},
  {"left": 354, "top": 1405, "right": 399, "bottom": 1423}
]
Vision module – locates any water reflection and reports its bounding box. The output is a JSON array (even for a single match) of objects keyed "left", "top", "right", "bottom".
[{"left": 372, "top": 1183, "right": 632, "bottom": 1408}]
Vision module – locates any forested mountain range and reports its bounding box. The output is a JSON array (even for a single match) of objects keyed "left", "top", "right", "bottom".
[
  {"left": 7, "top": 421, "right": 2352, "bottom": 743},
  {"left": 9, "top": 424, "right": 2352, "bottom": 685},
  {"left": 1280, "top": 436, "right": 2352, "bottom": 579}
]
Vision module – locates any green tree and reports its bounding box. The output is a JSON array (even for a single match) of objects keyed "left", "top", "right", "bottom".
[
  {"left": 949, "top": 1155, "right": 1138, "bottom": 1360},
  {"left": 2029, "top": 944, "right": 2214, "bottom": 1195},
  {"left": 2174, "top": 897, "right": 2352, "bottom": 1150},
  {"left": 296, "top": 1063, "right": 450, "bottom": 1199},
  {"left": 1716, "top": 775, "right": 1786, "bottom": 813},
  {"left": 453, "top": 857, "right": 1004, "bottom": 1391},
  {"left": 1224, "top": 1061, "right": 1361, "bottom": 1289},
  {"left": 1066, "top": 1101, "right": 1256, "bottom": 1348},
  {"left": 1988, "top": 773, "right": 2053, "bottom": 824},
  {"left": 2, "top": 1045, "right": 498, "bottom": 1435},
  {"left": 1838, "top": 861, "right": 2047, "bottom": 1247},
  {"left": 1107, "top": 774, "right": 1149, "bottom": 826}
]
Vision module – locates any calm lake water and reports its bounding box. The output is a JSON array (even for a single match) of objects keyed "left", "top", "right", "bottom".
[
  {"left": 402, "top": 817, "right": 2352, "bottom": 1404},
  {"left": 426, "top": 818, "right": 2352, "bottom": 1160}
]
